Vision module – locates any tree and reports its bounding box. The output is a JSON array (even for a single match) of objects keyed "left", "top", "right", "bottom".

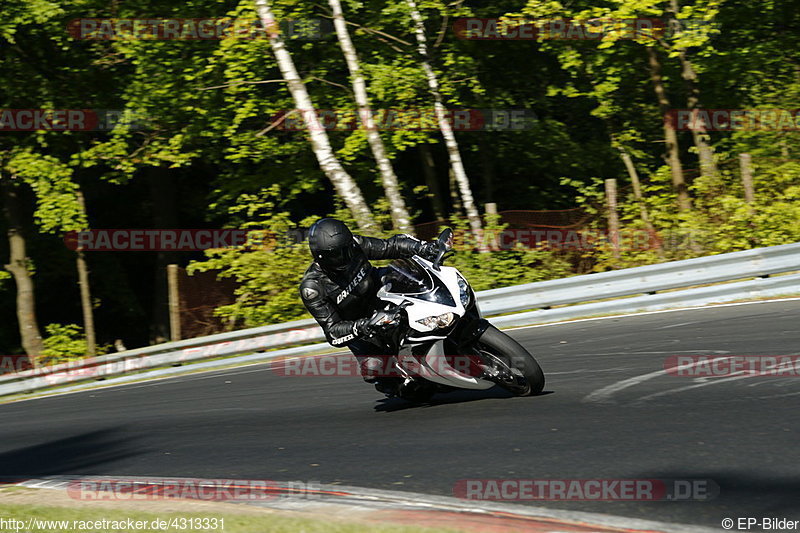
[
  {"left": 254, "top": 0, "right": 376, "bottom": 232},
  {"left": 405, "top": 0, "right": 483, "bottom": 239},
  {"left": 6, "top": 149, "right": 95, "bottom": 356},
  {"left": 662, "top": 0, "right": 721, "bottom": 182},
  {"left": 328, "top": 0, "right": 413, "bottom": 233},
  {"left": 646, "top": 46, "right": 691, "bottom": 210},
  {"left": 583, "top": 0, "right": 723, "bottom": 205},
  {"left": 1, "top": 175, "right": 44, "bottom": 363},
  {"left": 0, "top": 0, "right": 110, "bottom": 360}
]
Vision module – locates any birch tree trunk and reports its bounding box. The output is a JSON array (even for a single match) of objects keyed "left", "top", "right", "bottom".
[
  {"left": 646, "top": 46, "right": 692, "bottom": 211},
  {"left": 618, "top": 148, "right": 664, "bottom": 258},
  {"left": 2, "top": 179, "right": 44, "bottom": 364},
  {"left": 677, "top": 52, "right": 718, "bottom": 180},
  {"left": 75, "top": 189, "right": 96, "bottom": 357},
  {"left": 604, "top": 179, "right": 621, "bottom": 261},
  {"left": 668, "top": 0, "right": 719, "bottom": 181},
  {"left": 406, "top": 0, "right": 483, "bottom": 240},
  {"left": 328, "top": 0, "right": 412, "bottom": 233},
  {"left": 739, "top": 153, "right": 756, "bottom": 211},
  {"left": 254, "top": 0, "right": 376, "bottom": 232}
]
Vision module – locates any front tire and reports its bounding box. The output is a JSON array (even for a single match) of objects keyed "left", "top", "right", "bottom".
[{"left": 476, "top": 325, "right": 545, "bottom": 396}]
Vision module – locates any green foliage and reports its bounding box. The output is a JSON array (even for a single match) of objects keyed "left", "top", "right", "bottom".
[
  {"left": 187, "top": 187, "right": 317, "bottom": 327},
  {"left": 5, "top": 148, "right": 86, "bottom": 233},
  {"left": 40, "top": 323, "right": 108, "bottom": 365},
  {"left": 565, "top": 158, "right": 800, "bottom": 272},
  {"left": 447, "top": 215, "right": 574, "bottom": 291},
  {"left": 188, "top": 193, "right": 574, "bottom": 326}
]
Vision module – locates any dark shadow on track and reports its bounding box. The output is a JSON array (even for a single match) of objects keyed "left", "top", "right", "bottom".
[
  {"left": 0, "top": 428, "right": 144, "bottom": 478},
  {"left": 373, "top": 387, "right": 553, "bottom": 412},
  {"left": 635, "top": 470, "right": 800, "bottom": 519}
]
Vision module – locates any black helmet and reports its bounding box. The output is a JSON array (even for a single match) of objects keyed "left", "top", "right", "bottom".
[{"left": 308, "top": 218, "right": 359, "bottom": 274}]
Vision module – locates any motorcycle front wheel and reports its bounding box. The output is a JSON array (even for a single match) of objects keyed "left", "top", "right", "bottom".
[{"left": 475, "top": 325, "right": 545, "bottom": 396}]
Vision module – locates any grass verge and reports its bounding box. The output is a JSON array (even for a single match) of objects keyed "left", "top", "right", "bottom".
[{"left": 0, "top": 501, "right": 464, "bottom": 533}]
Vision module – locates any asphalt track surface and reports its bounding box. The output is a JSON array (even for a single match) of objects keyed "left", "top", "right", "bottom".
[{"left": 1, "top": 300, "right": 799, "bottom": 529}]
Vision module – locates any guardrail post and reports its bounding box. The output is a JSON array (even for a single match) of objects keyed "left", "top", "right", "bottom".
[
  {"left": 604, "top": 179, "right": 621, "bottom": 260},
  {"left": 484, "top": 202, "right": 499, "bottom": 251},
  {"left": 739, "top": 153, "right": 755, "bottom": 208},
  {"left": 167, "top": 264, "right": 181, "bottom": 341}
]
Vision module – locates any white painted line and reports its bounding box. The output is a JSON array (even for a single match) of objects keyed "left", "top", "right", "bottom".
[
  {"left": 583, "top": 357, "right": 739, "bottom": 404},
  {"left": 505, "top": 296, "right": 800, "bottom": 332},
  {"left": 583, "top": 367, "right": 672, "bottom": 404},
  {"left": 632, "top": 373, "right": 755, "bottom": 405},
  {"left": 656, "top": 321, "right": 698, "bottom": 329},
  {"left": 757, "top": 390, "right": 800, "bottom": 399}
]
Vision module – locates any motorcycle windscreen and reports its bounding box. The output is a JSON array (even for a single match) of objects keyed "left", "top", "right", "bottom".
[{"left": 381, "top": 259, "right": 455, "bottom": 306}]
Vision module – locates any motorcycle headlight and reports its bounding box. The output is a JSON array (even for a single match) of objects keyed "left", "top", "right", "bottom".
[
  {"left": 416, "top": 312, "right": 456, "bottom": 329},
  {"left": 457, "top": 275, "right": 471, "bottom": 307}
]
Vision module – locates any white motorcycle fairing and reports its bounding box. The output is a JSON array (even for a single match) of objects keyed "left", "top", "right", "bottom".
[
  {"left": 397, "top": 340, "right": 494, "bottom": 390},
  {"left": 376, "top": 255, "right": 495, "bottom": 390}
]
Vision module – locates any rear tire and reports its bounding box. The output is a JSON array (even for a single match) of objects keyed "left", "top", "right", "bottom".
[{"left": 476, "top": 325, "right": 545, "bottom": 396}]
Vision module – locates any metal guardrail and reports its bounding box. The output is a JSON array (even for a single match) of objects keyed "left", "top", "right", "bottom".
[
  {"left": 478, "top": 242, "right": 800, "bottom": 315},
  {"left": 490, "top": 270, "right": 800, "bottom": 329},
  {"left": 1, "top": 242, "right": 799, "bottom": 396},
  {"left": 0, "top": 317, "right": 324, "bottom": 392}
]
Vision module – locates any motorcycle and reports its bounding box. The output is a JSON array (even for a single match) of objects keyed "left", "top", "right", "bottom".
[{"left": 367, "top": 228, "right": 545, "bottom": 402}]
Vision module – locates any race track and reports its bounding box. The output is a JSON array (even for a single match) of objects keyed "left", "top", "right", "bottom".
[{"left": 2, "top": 299, "right": 799, "bottom": 528}]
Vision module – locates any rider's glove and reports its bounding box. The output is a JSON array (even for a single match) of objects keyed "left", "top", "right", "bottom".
[
  {"left": 417, "top": 241, "right": 440, "bottom": 261},
  {"left": 354, "top": 308, "right": 401, "bottom": 337}
]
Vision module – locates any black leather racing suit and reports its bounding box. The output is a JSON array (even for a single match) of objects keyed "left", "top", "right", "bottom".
[{"left": 299, "top": 234, "right": 425, "bottom": 377}]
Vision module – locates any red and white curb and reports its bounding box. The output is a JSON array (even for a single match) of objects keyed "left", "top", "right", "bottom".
[{"left": 7, "top": 476, "right": 722, "bottom": 533}]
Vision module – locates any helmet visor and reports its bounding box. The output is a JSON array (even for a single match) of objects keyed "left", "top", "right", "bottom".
[{"left": 317, "top": 241, "right": 357, "bottom": 272}]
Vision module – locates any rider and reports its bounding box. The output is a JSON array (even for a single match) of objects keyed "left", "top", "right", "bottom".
[{"left": 299, "top": 218, "right": 439, "bottom": 394}]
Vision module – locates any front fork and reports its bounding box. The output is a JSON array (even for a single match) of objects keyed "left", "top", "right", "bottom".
[{"left": 454, "top": 316, "right": 491, "bottom": 352}]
